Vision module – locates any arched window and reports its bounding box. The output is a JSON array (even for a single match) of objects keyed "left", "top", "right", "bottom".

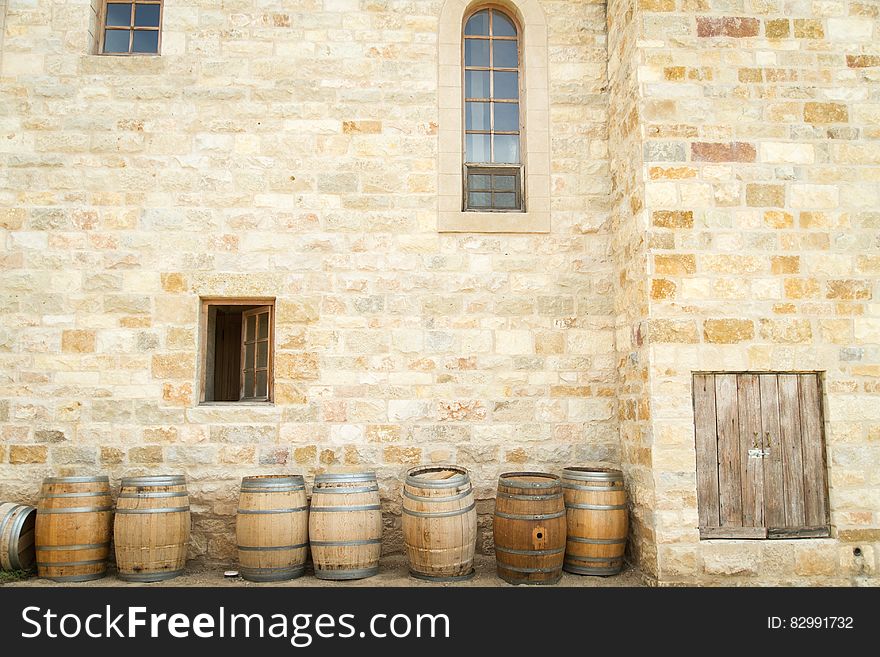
[
  {"left": 462, "top": 7, "right": 523, "bottom": 212},
  {"left": 438, "top": 0, "right": 549, "bottom": 233}
]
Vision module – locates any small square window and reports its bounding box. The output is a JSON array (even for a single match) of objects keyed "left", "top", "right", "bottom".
[
  {"left": 99, "top": 1, "right": 162, "bottom": 55},
  {"left": 201, "top": 300, "right": 274, "bottom": 403},
  {"left": 464, "top": 165, "right": 523, "bottom": 212}
]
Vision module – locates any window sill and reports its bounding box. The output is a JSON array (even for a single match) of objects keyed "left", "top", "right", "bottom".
[{"left": 438, "top": 209, "right": 549, "bottom": 233}]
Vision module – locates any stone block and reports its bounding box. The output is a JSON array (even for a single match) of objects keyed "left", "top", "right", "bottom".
[{"left": 703, "top": 319, "right": 755, "bottom": 343}]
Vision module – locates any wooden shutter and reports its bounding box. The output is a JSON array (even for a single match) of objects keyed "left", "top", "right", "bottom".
[
  {"left": 693, "top": 373, "right": 829, "bottom": 539},
  {"left": 241, "top": 306, "right": 272, "bottom": 401}
]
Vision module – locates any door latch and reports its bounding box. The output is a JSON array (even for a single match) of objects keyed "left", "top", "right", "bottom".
[{"left": 748, "top": 448, "right": 771, "bottom": 459}]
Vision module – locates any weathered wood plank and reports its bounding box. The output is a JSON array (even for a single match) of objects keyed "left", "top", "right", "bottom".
[
  {"left": 693, "top": 374, "right": 720, "bottom": 529},
  {"left": 768, "top": 526, "right": 830, "bottom": 539},
  {"left": 715, "top": 374, "right": 742, "bottom": 527},
  {"left": 759, "top": 374, "right": 785, "bottom": 528},
  {"left": 778, "top": 374, "right": 806, "bottom": 528},
  {"left": 700, "top": 526, "right": 768, "bottom": 540},
  {"left": 799, "top": 374, "right": 829, "bottom": 527},
  {"left": 737, "top": 373, "right": 764, "bottom": 529}
]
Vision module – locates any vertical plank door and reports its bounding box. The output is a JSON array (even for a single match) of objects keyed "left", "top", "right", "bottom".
[
  {"left": 715, "top": 374, "right": 743, "bottom": 527},
  {"left": 737, "top": 374, "right": 764, "bottom": 528},
  {"left": 798, "top": 373, "right": 830, "bottom": 531},
  {"left": 759, "top": 374, "right": 785, "bottom": 529},
  {"left": 777, "top": 374, "right": 807, "bottom": 529},
  {"left": 693, "top": 374, "right": 720, "bottom": 530}
]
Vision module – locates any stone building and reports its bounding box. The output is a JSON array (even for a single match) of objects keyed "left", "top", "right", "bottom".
[{"left": 0, "top": 0, "right": 877, "bottom": 585}]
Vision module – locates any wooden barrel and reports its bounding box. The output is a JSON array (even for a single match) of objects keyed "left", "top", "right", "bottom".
[
  {"left": 493, "top": 472, "right": 566, "bottom": 585},
  {"left": 114, "top": 475, "right": 190, "bottom": 582},
  {"left": 562, "top": 467, "right": 628, "bottom": 576},
  {"left": 0, "top": 502, "right": 37, "bottom": 571},
  {"left": 236, "top": 475, "right": 309, "bottom": 582},
  {"left": 309, "top": 472, "right": 382, "bottom": 580},
  {"left": 403, "top": 465, "right": 476, "bottom": 581},
  {"left": 35, "top": 476, "right": 113, "bottom": 582}
]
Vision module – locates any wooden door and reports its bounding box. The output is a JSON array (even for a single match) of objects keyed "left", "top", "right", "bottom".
[{"left": 693, "top": 373, "right": 829, "bottom": 539}]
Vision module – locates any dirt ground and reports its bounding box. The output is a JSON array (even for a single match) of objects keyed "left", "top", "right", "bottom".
[{"left": 5, "top": 554, "right": 645, "bottom": 587}]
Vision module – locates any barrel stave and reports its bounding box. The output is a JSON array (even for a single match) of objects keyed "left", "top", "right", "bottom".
[
  {"left": 493, "top": 472, "right": 566, "bottom": 585},
  {"left": 35, "top": 476, "right": 112, "bottom": 582},
  {"left": 562, "top": 467, "right": 628, "bottom": 576},
  {"left": 114, "top": 475, "right": 190, "bottom": 582},
  {"left": 402, "top": 465, "right": 477, "bottom": 581},
  {"left": 308, "top": 473, "right": 382, "bottom": 580},
  {"left": 236, "top": 475, "right": 308, "bottom": 582}
]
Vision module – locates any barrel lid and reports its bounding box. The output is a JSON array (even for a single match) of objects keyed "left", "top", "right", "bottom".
[
  {"left": 562, "top": 467, "right": 623, "bottom": 481},
  {"left": 43, "top": 476, "right": 109, "bottom": 484},
  {"left": 314, "top": 472, "right": 376, "bottom": 484},
  {"left": 241, "top": 474, "right": 305, "bottom": 488},
  {"left": 405, "top": 465, "right": 469, "bottom": 489},
  {"left": 498, "top": 471, "right": 560, "bottom": 489},
  {"left": 121, "top": 475, "right": 186, "bottom": 487}
]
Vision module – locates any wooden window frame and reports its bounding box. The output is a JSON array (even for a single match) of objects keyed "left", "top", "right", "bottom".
[
  {"left": 462, "top": 164, "right": 524, "bottom": 212},
  {"left": 462, "top": 6, "right": 525, "bottom": 213},
  {"left": 198, "top": 298, "right": 275, "bottom": 405},
  {"left": 240, "top": 306, "right": 272, "bottom": 402},
  {"left": 98, "top": 1, "right": 164, "bottom": 56},
  {"left": 693, "top": 371, "right": 830, "bottom": 540}
]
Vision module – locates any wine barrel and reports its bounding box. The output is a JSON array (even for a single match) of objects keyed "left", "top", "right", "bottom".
[
  {"left": 562, "top": 467, "right": 628, "bottom": 576},
  {"left": 403, "top": 465, "right": 476, "bottom": 581},
  {"left": 236, "top": 475, "right": 309, "bottom": 582},
  {"left": 309, "top": 472, "right": 382, "bottom": 580},
  {"left": 493, "top": 472, "right": 566, "bottom": 585},
  {"left": 114, "top": 475, "right": 190, "bottom": 582},
  {"left": 35, "top": 476, "right": 113, "bottom": 582},
  {"left": 0, "top": 502, "right": 36, "bottom": 571}
]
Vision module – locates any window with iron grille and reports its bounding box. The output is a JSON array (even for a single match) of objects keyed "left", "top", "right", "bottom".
[
  {"left": 463, "top": 7, "right": 524, "bottom": 212},
  {"left": 100, "top": 1, "right": 163, "bottom": 55}
]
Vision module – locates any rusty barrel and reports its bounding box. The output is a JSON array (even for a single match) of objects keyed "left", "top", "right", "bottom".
[
  {"left": 562, "top": 467, "right": 628, "bottom": 576},
  {"left": 0, "top": 502, "right": 37, "bottom": 572},
  {"left": 35, "top": 476, "right": 113, "bottom": 582},
  {"left": 493, "top": 472, "right": 566, "bottom": 585},
  {"left": 114, "top": 475, "right": 190, "bottom": 582},
  {"left": 309, "top": 473, "right": 382, "bottom": 580},
  {"left": 403, "top": 465, "right": 476, "bottom": 582},
  {"left": 236, "top": 475, "right": 309, "bottom": 582}
]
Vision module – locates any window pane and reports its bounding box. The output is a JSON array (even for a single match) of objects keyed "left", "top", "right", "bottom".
[
  {"left": 495, "top": 192, "right": 517, "bottom": 209},
  {"left": 465, "top": 133, "right": 490, "bottom": 163},
  {"left": 494, "top": 102, "right": 519, "bottom": 132},
  {"left": 256, "top": 370, "right": 268, "bottom": 398},
  {"left": 469, "top": 174, "right": 491, "bottom": 190},
  {"left": 465, "top": 102, "right": 490, "bottom": 131},
  {"left": 493, "top": 135, "right": 520, "bottom": 163},
  {"left": 257, "top": 341, "right": 268, "bottom": 369},
  {"left": 106, "top": 3, "right": 132, "bottom": 27},
  {"left": 464, "top": 10, "right": 489, "bottom": 36},
  {"left": 493, "top": 40, "right": 518, "bottom": 68},
  {"left": 134, "top": 3, "right": 161, "bottom": 27},
  {"left": 132, "top": 30, "right": 159, "bottom": 53},
  {"left": 494, "top": 175, "right": 516, "bottom": 191},
  {"left": 246, "top": 315, "right": 256, "bottom": 341},
  {"left": 468, "top": 192, "right": 492, "bottom": 208},
  {"left": 494, "top": 71, "right": 518, "bottom": 99},
  {"left": 464, "top": 39, "right": 489, "bottom": 67},
  {"left": 244, "top": 371, "right": 254, "bottom": 399},
  {"left": 492, "top": 11, "right": 517, "bottom": 37},
  {"left": 245, "top": 342, "right": 255, "bottom": 370},
  {"left": 258, "top": 312, "right": 269, "bottom": 339},
  {"left": 103, "top": 29, "right": 130, "bottom": 53},
  {"left": 465, "top": 70, "right": 490, "bottom": 99}
]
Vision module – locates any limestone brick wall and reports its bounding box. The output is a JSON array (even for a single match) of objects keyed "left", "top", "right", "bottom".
[
  {"left": 635, "top": 1, "right": 880, "bottom": 584},
  {"left": 607, "top": 0, "right": 657, "bottom": 578},
  {"left": 0, "top": 0, "right": 614, "bottom": 564}
]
